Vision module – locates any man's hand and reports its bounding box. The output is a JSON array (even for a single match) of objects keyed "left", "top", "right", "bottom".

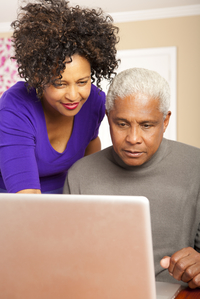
[{"left": 160, "top": 247, "right": 200, "bottom": 289}]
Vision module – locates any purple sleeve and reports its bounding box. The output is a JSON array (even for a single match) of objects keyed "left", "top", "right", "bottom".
[
  {"left": 0, "top": 109, "right": 41, "bottom": 192},
  {"left": 91, "top": 89, "right": 106, "bottom": 140}
]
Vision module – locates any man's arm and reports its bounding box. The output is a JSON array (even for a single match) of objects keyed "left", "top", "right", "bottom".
[
  {"left": 63, "top": 176, "right": 71, "bottom": 194},
  {"left": 63, "top": 138, "right": 101, "bottom": 194},
  {"left": 160, "top": 247, "right": 200, "bottom": 288}
]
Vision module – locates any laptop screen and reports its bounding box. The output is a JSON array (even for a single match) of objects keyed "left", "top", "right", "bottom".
[{"left": 0, "top": 194, "right": 180, "bottom": 299}]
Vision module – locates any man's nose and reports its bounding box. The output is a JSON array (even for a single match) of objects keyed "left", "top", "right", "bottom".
[{"left": 126, "top": 126, "right": 142, "bottom": 144}]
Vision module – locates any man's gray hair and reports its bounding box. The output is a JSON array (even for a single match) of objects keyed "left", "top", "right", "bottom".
[{"left": 106, "top": 68, "right": 170, "bottom": 117}]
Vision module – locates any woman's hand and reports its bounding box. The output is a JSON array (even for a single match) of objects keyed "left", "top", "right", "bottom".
[{"left": 16, "top": 189, "right": 41, "bottom": 194}]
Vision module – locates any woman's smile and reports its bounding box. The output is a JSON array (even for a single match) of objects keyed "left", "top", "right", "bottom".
[
  {"left": 61, "top": 102, "right": 80, "bottom": 110},
  {"left": 42, "top": 54, "right": 91, "bottom": 117}
]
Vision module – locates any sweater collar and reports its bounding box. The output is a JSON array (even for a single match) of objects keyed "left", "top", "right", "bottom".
[{"left": 111, "top": 138, "right": 168, "bottom": 171}]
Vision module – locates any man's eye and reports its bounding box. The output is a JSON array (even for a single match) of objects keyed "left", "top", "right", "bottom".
[
  {"left": 118, "top": 122, "right": 126, "bottom": 127},
  {"left": 143, "top": 124, "right": 151, "bottom": 128}
]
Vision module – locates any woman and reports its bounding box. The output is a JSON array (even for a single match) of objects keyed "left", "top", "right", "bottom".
[{"left": 0, "top": 0, "right": 119, "bottom": 194}]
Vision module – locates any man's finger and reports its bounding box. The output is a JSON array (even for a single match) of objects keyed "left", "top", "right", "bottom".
[{"left": 160, "top": 256, "right": 171, "bottom": 269}]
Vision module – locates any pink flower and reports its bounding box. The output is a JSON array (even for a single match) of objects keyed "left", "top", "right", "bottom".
[{"left": 0, "top": 56, "right": 6, "bottom": 67}]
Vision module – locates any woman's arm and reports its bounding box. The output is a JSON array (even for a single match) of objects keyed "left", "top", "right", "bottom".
[
  {"left": 84, "top": 136, "right": 101, "bottom": 156},
  {"left": 17, "top": 189, "right": 41, "bottom": 194},
  {"left": 0, "top": 107, "right": 41, "bottom": 193}
]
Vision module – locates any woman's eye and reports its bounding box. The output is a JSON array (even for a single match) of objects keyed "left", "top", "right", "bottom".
[
  {"left": 78, "top": 81, "right": 88, "bottom": 85},
  {"left": 53, "top": 81, "right": 63, "bottom": 87},
  {"left": 53, "top": 82, "right": 66, "bottom": 89}
]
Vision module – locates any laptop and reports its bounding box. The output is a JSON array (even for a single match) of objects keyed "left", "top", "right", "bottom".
[{"left": 0, "top": 194, "right": 182, "bottom": 299}]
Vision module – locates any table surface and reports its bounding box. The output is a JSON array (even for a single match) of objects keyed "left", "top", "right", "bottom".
[{"left": 176, "top": 287, "right": 200, "bottom": 299}]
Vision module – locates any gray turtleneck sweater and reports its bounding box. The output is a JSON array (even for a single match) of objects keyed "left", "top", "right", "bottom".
[{"left": 64, "top": 138, "right": 200, "bottom": 285}]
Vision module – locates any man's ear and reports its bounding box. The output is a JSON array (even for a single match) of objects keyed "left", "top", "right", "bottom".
[
  {"left": 106, "top": 110, "right": 110, "bottom": 124},
  {"left": 163, "top": 111, "right": 171, "bottom": 133}
]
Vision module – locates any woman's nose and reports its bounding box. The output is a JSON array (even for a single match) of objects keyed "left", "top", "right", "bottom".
[{"left": 65, "top": 85, "right": 79, "bottom": 102}]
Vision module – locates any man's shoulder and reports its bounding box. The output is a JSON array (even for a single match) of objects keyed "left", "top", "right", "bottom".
[
  {"left": 68, "top": 146, "right": 113, "bottom": 173},
  {"left": 167, "top": 139, "right": 200, "bottom": 154},
  {"left": 165, "top": 139, "right": 200, "bottom": 166}
]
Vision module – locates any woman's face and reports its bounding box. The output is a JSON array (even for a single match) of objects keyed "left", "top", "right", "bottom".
[{"left": 42, "top": 54, "right": 91, "bottom": 117}]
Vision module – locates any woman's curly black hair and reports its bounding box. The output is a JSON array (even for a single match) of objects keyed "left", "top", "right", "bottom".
[{"left": 11, "top": 0, "right": 120, "bottom": 97}]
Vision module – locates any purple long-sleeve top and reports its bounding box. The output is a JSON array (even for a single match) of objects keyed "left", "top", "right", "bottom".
[{"left": 0, "top": 82, "right": 105, "bottom": 193}]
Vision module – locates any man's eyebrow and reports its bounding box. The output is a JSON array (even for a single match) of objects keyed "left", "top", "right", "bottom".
[
  {"left": 114, "top": 117, "right": 158, "bottom": 122},
  {"left": 114, "top": 117, "right": 129, "bottom": 122},
  {"left": 139, "top": 120, "right": 159, "bottom": 124}
]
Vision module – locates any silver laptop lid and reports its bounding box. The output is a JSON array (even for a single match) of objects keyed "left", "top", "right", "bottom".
[
  {"left": 156, "top": 282, "right": 183, "bottom": 299},
  {"left": 0, "top": 194, "right": 156, "bottom": 299}
]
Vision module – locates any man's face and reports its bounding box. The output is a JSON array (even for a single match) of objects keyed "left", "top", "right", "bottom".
[{"left": 107, "top": 94, "right": 171, "bottom": 166}]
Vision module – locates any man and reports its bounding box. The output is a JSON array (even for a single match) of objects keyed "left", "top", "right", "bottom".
[{"left": 64, "top": 68, "right": 200, "bottom": 288}]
